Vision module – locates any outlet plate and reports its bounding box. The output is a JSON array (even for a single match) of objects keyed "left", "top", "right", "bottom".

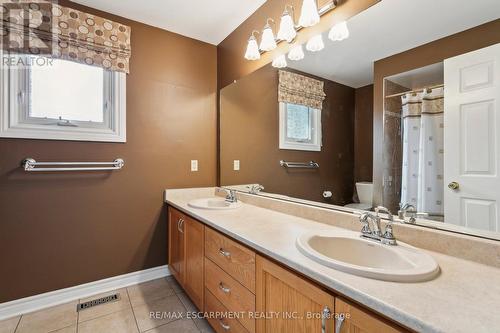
[
  {"left": 233, "top": 160, "right": 240, "bottom": 171},
  {"left": 191, "top": 160, "right": 198, "bottom": 172}
]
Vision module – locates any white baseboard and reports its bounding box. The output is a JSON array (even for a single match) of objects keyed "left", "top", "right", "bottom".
[{"left": 0, "top": 265, "right": 171, "bottom": 321}]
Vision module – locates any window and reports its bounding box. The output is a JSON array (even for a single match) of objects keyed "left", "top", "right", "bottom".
[
  {"left": 279, "top": 102, "right": 322, "bottom": 151},
  {"left": 0, "top": 54, "right": 126, "bottom": 142}
]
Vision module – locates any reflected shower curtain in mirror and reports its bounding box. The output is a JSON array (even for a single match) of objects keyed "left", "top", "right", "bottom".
[{"left": 400, "top": 87, "right": 444, "bottom": 216}]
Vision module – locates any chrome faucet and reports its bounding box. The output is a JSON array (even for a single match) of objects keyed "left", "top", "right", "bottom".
[
  {"left": 358, "top": 206, "right": 397, "bottom": 246},
  {"left": 224, "top": 189, "right": 238, "bottom": 203},
  {"left": 248, "top": 184, "right": 264, "bottom": 195},
  {"left": 398, "top": 203, "right": 417, "bottom": 224}
]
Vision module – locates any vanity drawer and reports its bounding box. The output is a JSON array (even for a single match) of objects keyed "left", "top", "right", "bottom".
[
  {"left": 205, "top": 227, "right": 256, "bottom": 293},
  {"left": 205, "top": 289, "right": 249, "bottom": 333},
  {"left": 205, "top": 258, "right": 255, "bottom": 332}
]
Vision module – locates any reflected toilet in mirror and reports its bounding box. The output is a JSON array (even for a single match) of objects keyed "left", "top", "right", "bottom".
[{"left": 345, "top": 182, "right": 373, "bottom": 211}]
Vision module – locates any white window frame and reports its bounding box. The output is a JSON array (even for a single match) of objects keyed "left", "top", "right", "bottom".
[
  {"left": 0, "top": 52, "right": 126, "bottom": 142},
  {"left": 279, "top": 101, "right": 322, "bottom": 151}
]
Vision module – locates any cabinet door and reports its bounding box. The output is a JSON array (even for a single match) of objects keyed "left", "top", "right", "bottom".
[
  {"left": 184, "top": 215, "right": 205, "bottom": 310},
  {"left": 168, "top": 208, "right": 185, "bottom": 285},
  {"left": 256, "top": 255, "right": 335, "bottom": 333},
  {"left": 335, "top": 298, "right": 404, "bottom": 333}
]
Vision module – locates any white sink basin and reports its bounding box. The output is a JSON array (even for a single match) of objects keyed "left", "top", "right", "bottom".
[
  {"left": 297, "top": 231, "right": 439, "bottom": 282},
  {"left": 188, "top": 197, "right": 242, "bottom": 210}
]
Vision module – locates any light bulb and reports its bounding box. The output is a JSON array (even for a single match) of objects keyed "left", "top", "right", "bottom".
[
  {"left": 272, "top": 54, "right": 287, "bottom": 68},
  {"left": 288, "top": 44, "right": 304, "bottom": 61},
  {"left": 328, "top": 21, "right": 349, "bottom": 41},
  {"left": 244, "top": 35, "right": 260, "bottom": 60},
  {"left": 277, "top": 10, "right": 296, "bottom": 42},
  {"left": 306, "top": 34, "right": 324, "bottom": 52},
  {"left": 259, "top": 23, "right": 277, "bottom": 51},
  {"left": 299, "top": 0, "right": 320, "bottom": 27}
]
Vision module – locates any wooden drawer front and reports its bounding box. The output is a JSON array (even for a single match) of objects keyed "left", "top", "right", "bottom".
[
  {"left": 205, "top": 289, "right": 249, "bottom": 333},
  {"left": 205, "top": 258, "right": 255, "bottom": 333},
  {"left": 205, "top": 227, "right": 256, "bottom": 292}
]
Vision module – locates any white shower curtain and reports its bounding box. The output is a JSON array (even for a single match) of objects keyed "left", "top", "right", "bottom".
[{"left": 400, "top": 87, "right": 444, "bottom": 216}]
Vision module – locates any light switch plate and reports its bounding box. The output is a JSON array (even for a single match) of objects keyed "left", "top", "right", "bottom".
[
  {"left": 233, "top": 160, "right": 240, "bottom": 171},
  {"left": 191, "top": 160, "right": 198, "bottom": 172}
]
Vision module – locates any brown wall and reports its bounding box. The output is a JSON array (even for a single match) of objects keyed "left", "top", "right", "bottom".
[
  {"left": 220, "top": 65, "right": 355, "bottom": 204},
  {"left": 217, "top": 0, "right": 380, "bottom": 89},
  {"left": 354, "top": 85, "right": 373, "bottom": 183},
  {"left": 373, "top": 19, "right": 500, "bottom": 206},
  {"left": 0, "top": 2, "right": 217, "bottom": 302}
]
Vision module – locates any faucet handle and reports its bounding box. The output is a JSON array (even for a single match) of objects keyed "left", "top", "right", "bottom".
[
  {"left": 381, "top": 224, "right": 397, "bottom": 245},
  {"left": 359, "top": 213, "right": 373, "bottom": 235}
]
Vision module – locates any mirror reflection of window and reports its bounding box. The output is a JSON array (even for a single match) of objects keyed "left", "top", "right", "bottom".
[
  {"left": 286, "top": 103, "right": 313, "bottom": 142},
  {"left": 279, "top": 102, "right": 321, "bottom": 151}
]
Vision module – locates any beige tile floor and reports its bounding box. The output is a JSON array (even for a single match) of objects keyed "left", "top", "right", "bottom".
[{"left": 0, "top": 277, "right": 214, "bottom": 333}]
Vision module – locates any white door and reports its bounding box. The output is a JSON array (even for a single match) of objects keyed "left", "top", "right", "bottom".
[{"left": 444, "top": 43, "right": 500, "bottom": 232}]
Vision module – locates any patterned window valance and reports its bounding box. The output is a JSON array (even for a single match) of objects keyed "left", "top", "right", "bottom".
[
  {"left": 0, "top": 0, "right": 131, "bottom": 73},
  {"left": 278, "top": 70, "right": 326, "bottom": 110}
]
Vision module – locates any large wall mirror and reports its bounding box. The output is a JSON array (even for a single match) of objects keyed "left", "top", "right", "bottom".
[{"left": 219, "top": 1, "right": 500, "bottom": 241}]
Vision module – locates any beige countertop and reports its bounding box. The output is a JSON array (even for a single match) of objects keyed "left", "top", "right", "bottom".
[{"left": 165, "top": 187, "right": 500, "bottom": 333}]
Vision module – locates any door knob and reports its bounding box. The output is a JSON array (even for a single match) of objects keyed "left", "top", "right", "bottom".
[{"left": 448, "top": 181, "right": 460, "bottom": 190}]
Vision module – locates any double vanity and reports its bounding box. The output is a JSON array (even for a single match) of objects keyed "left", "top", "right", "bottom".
[{"left": 165, "top": 187, "right": 500, "bottom": 333}]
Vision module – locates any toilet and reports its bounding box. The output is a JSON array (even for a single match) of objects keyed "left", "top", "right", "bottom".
[{"left": 345, "top": 182, "right": 373, "bottom": 210}]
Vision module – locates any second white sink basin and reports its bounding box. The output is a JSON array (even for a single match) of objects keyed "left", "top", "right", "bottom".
[
  {"left": 188, "top": 197, "right": 242, "bottom": 210},
  {"left": 297, "top": 231, "right": 439, "bottom": 282}
]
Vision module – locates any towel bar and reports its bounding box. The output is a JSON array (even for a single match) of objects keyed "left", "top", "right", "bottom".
[{"left": 22, "top": 158, "right": 125, "bottom": 172}]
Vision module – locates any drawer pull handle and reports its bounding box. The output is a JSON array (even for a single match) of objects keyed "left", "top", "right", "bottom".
[
  {"left": 336, "top": 313, "right": 345, "bottom": 332},
  {"left": 178, "top": 218, "right": 184, "bottom": 233},
  {"left": 219, "top": 248, "right": 231, "bottom": 258},
  {"left": 219, "top": 282, "right": 231, "bottom": 293},
  {"left": 321, "top": 306, "right": 330, "bottom": 333},
  {"left": 219, "top": 319, "right": 230, "bottom": 331}
]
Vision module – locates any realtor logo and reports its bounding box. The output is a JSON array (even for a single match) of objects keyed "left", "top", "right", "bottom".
[{"left": 0, "top": 0, "right": 56, "bottom": 55}]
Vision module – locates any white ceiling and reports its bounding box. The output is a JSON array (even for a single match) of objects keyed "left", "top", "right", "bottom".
[
  {"left": 289, "top": 0, "right": 500, "bottom": 88},
  {"left": 70, "top": 0, "right": 266, "bottom": 45}
]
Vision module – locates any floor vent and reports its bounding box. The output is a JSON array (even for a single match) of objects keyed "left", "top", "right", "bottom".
[{"left": 77, "top": 293, "right": 120, "bottom": 312}]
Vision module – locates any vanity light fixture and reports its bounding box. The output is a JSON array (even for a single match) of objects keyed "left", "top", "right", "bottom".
[
  {"left": 299, "top": 0, "right": 320, "bottom": 28},
  {"left": 272, "top": 54, "right": 288, "bottom": 68},
  {"left": 244, "top": 30, "right": 261, "bottom": 60},
  {"left": 328, "top": 21, "right": 350, "bottom": 41},
  {"left": 306, "top": 34, "right": 324, "bottom": 52},
  {"left": 288, "top": 44, "right": 305, "bottom": 61},
  {"left": 277, "top": 6, "right": 296, "bottom": 43},
  {"left": 259, "top": 18, "right": 277, "bottom": 52}
]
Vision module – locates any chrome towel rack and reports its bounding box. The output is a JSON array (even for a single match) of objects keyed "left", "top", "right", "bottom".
[
  {"left": 280, "top": 160, "right": 320, "bottom": 169},
  {"left": 22, "top": 158, "right": 125, "bottom": 172}
]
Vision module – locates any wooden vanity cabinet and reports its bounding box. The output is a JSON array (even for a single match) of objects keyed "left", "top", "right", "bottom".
[
  {"left": 169, "top": 208, "right": 409, "bottom": 333},
  {"left": 168, "top": 207, "right": 204, "bottom": 310},
  {"left": 256, "top": 255, "right": 335, "bottom": 333}
]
